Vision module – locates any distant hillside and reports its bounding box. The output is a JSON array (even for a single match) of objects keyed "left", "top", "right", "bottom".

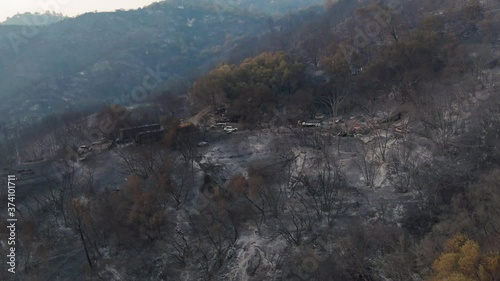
[
  {"left": 1, "top": 12, "right": 66, "bottom": 26},
  {"left": 207, "top": 0, "right": 325, "bottom": 14},
  {"left": 0, "top": 1, "right": 275, "bottom": 124},
  {"left": 0, "top": 0, "right": 327, "bottom": 125}
]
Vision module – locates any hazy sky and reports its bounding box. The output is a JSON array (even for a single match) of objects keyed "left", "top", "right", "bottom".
[{"left": 2, "top": 0, "right": 161, "bottom": 21}]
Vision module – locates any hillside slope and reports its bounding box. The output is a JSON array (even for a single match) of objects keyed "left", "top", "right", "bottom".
[{"left": 0, "top": 1, "right": 271, "bottom": 124}]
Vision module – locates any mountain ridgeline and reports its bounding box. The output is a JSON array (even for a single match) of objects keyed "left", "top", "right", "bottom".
[
  {"left": 1, "top": 11, "right": 66, "bottom": 26},
  {"left": 0, "top": 0, "right": 325, "bottom": 125},
  {"left": 0, "top": 1, "right": 261, "bottom": 123}
]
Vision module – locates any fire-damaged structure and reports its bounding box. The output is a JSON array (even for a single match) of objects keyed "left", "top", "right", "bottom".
[{"left": 117, "top": 124, "right": 165, "bottom": 144}]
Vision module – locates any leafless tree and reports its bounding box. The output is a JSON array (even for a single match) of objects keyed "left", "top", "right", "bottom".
[
  {"left": 45, "top": 160, "right": 80, "bottom": 225},
  {"left": 187, "top": 200, "right": 239, "bottom": 279},
  {"left": 364, "top": 111, "right": 398, "bottom": 163},
  {"left": 68, "top": 193, "right": 108, "bottom": 273},
  {"left": 155, "top": 93, "right": 186, "bottom": 118},
  {"left": 420, "top": 83, "right": 467, "bottom": 149},
  {"left": 354, "top": 141, "right": 383, "bottom": 189},
  {"left": 275, "top": 203, "right": 313, "bottom": 246},
  {"left": 320, "top": 88, "right": 350, "bottom": 119},
  {"left": 116, "top": 145, "right": 167, "bottom": 179},
  {"left": 387, "top": 137, "right": 424, "bottom": 193},
  {"left": 297, "top": 153, "right": 349, "bottom": 225},
  {"left": 175, "top": 125, "right": 201, "bottom": 169},
  {"left": 167, "top": 159, "right": 197, "bottom": 208},
  {"left": 302, "top": 31, "right": 327, "bottom": 68},
  {"left": 165, "top": 221, "right": 192, "bottom": 265}
]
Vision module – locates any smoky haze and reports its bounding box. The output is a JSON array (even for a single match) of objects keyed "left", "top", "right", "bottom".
[
  {"left": 1, "top": 0, "right": 161, "bottom": 21},
  {"left": 1, "top": 0, "right": 326, "bottom": 22}
]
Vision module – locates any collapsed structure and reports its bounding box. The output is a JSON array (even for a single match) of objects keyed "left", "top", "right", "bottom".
[{"left": 117, "top": 124, "right": 165, "bottom": 144}]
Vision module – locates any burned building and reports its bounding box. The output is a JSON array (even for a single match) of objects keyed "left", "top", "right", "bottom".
[
  {"left": 298, "top": 120, "right": 322, "bottom": 127},
  {"left": 117, "top": 124, "right": 164, "bottom": 144},
  {"left": 135, "top": 128, "right": 165, "bottom": 144}
]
